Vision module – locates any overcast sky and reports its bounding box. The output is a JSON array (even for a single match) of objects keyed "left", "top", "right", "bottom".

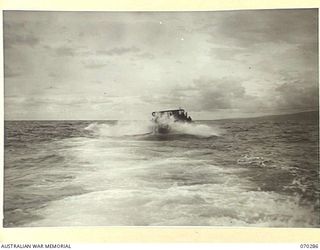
[{"left": 4, "top": 9, "right": 318, "bottom": 120}]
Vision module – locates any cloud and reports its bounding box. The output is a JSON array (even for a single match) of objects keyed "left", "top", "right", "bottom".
[
  {"left": 81, "top": 58, "right": 110, "bottom": 69},
  {"left": 83, "top": 63, "right": 108, "bottom": 69},
  {"left": 5, "top": 95, "right": 115, "bottom": 107},
  {"left": 135, "top": 52, "right": 155, "bottom": 60},
  {"left": 188, "top": 75, "right": 318, "bottom": 114},
  {"left": 48, "top": 72, "right": 58, "bottom": 78},
  {"left": 210, "top": 9, "right": 318, "bottom": 47},
  {"left": 5, "top": 72, "right": 20, "bottom": 78},
  {"left": 97, "top": 47, "right": 140, "bottom": 56},
  {"left": 141, "top": 94, "right": 180, "bottom": 107},
  {"left": 210, "top": 47, "right": 245, "bottom": 61},
  {"left": 189, "top": 78, "right": 248, "bottom": 111},
  {"left": 3, "top": 10, "right": 318, "bottom": 120},
  {"left": 274, "top": 78, "right": 318, "bottom": 110},
  {"left": 4, "top": 65, "right": 21, "bottom": 78},
  {"left": 139, "top": 77, "right": 257, "bottom": 113},
  {"left": 4, "top": 33, "right": 39, "bottom": 48},
  {"left": 54, "top": 46, "right": 75, "bottom": 56},
  {"left": 4, "top": 19, "right": 40, "bottom": 48}
]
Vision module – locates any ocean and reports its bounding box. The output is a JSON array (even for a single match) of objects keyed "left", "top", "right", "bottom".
[{"left": 4, "top": 111, "right": 319, "bottom": 227}]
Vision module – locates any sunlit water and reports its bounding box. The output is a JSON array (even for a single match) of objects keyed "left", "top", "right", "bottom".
[{"left": 4, "top": 112, "right": 319, "bottom": 227}]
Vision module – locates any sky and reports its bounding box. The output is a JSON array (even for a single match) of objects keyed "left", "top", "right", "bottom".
[{"left": 4, "top": 9, "right": 319, "bottom": 120}]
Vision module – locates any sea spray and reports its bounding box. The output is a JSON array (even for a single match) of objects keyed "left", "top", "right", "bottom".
[
  {"left": 169, "top": 121, "right": 221, "bottom": 137},
  {"left": 84, "top": 120, "right": 154, "bottom": 137},
  {"left": 85, "top": 120, "right": 221, "bottom": 138}
]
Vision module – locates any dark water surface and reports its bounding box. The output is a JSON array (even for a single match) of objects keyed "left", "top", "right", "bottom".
[{"left": 4, "top": 112, "right": 319, "bottom": 227}]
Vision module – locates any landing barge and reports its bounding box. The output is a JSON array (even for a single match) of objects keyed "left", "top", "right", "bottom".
[{"left": 151, "top": 108, "right": 192, "bottom": 134}]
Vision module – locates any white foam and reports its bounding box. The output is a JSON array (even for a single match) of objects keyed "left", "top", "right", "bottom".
[
  {"left": 21, "top": 138, "right": 318, "bottom": 228},
  {"left": 85, "top": 120, "right": 220, "bottom": 138},
  {"left": 25, "top": 182, "right": 317, "bottom": 227},
  {"left": 85, "top": 121, "right": 153, "bottom": 137},
  {"left": 170, "top": 122, "right": 220, "bottom": 137}
]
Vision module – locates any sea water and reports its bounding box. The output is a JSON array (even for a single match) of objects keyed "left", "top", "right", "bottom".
[{"left": 4, "top": 112, "right": 319, "bottom": 227}]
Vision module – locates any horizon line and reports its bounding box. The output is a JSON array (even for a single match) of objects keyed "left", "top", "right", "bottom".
[{"left": 4, "top": 110, "right": 319, "bottom": 122}]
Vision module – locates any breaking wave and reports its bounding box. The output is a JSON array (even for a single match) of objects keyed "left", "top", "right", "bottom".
[{"left": 84, "top": 120, "right": 220, "bottom": 138}]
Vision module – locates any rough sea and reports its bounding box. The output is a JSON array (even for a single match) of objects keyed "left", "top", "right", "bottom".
[{"left": 4, "top": 111, "right": 319, "bottom": 227}]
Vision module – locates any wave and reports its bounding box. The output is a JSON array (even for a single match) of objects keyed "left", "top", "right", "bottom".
[
  {"left": 237, "top": 154, "right": 274, "bottom": 168},
  {"left": 84, "top": 120, "right": 220, "bottom": 139}
]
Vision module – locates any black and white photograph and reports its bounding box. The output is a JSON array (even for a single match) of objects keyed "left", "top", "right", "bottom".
[{"left": 3, "top": 9, "right": 319, "bottom": 227}]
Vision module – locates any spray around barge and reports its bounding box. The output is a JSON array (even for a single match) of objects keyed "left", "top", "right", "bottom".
[{"left": 151, "top": 108, "right": 192, "bottom": 134}]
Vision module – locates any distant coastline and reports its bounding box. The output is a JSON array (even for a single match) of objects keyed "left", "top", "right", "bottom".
[{"left": 204, "top": 110, "right": 319, "bottom": 122}]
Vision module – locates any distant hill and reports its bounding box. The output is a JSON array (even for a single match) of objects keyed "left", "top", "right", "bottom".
[
  {"left": 211, "top": 110, "right": 319, "bottom": 122},
  {"left": 254, "top": 110, "right": 319, "bottom": 121}
]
